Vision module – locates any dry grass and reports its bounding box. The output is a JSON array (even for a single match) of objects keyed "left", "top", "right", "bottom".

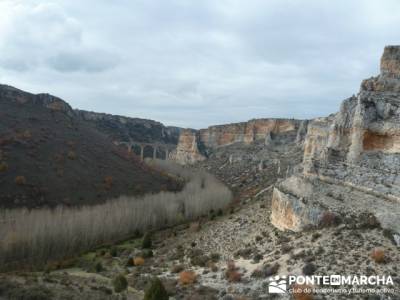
[
  {"left": 0, "top": 161, "right": 232, "bottom": 270},
  {"left": 179, "top": 271, "right": 197, "bottom": 285},
  {"left": 371, "top": 248, "right": 385, "bottom": 263}
]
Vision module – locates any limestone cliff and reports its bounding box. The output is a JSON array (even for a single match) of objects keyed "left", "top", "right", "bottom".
[
  {"left": 170, "top": 129, "right": 206, "bottom": 164},
  {"left": 173, "top": 119, "right": 308, "bottom": 164},
  {"left": 199, "top": 119, "right": 305, "bottom": 148},
  {"left": 271, "top": 46, "right": 400, "bottom": 241}
]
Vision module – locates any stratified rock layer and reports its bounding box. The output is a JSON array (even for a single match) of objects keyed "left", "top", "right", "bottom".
[
  {"left": 199, "top": 119, "right": 304, "bottom": 148},
  {"left": 173, "top": 119, "right": 308, "bottom": 164},
  {"left": 271, "top": 46, "right": 400, "bottom": 240}
]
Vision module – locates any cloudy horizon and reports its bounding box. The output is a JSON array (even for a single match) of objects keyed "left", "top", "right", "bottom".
[{"left": 0, "top": 0, "right": 399, "bottom": 128}]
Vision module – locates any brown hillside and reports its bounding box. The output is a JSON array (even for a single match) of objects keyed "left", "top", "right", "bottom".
[{"left": 0, "top": 84, "right": 181, "bottom": 208}]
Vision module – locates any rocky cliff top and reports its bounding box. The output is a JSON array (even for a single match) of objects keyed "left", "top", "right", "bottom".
[
  {"left": 362, "top": 45, "right": 400, "bottom": 92},
  {"left": 381, "top": 45, "right": 400, "bottom": 78},
  {"left": 0, "top": 84, "right": 75, "bottom": 117},
  {"left": 0, "top": 84, "right": 181, "bottom": 145}
]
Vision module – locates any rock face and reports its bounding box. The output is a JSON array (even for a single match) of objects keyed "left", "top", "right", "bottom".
[
  {"left": 199, "top": 119, "right": 304, "bottom": 148},
  {"left": 173, "top": 119, "right": 308, "bottom": 164},
  {"left": 271, "top": 46, "right": 400, "bottom": 238},
  {"left": 0, "top": 85, "right": 75, "bottom": 117},
  {"left": 170, "top": 129, "right": 206, "bottom": 164}
]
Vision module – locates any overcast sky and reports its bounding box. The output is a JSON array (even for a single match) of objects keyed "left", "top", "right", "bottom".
[{"left": 0, "top": 0, "right": 399, "bottom": 128}]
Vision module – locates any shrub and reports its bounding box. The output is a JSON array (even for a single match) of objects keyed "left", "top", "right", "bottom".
[
  {"left": 95, "top": 262, "right": 103, "bottom": 272},
  {"left": 142, "top": 232, "right": 152, "bottom": 249},
  {"left": 126, "top": 257, "right": 134, "bottom": 267},
  {"left": 179, "top": 271, "right": 197, "bottom": 285},
  {"left": 319, "top": 211, "right": 338, "bottom": 227},
  {"left": 104, "top": 176, "right": 113, "bottom": 190},
  {"left": 109, "top": 246, "right": 118, "bottom": 257},
  {"left": 112, "top": 274, "right": 128, "bottom": 293},
  {"left": 171, "top": 264, "right": 184, "bottom": 273},
  {"left": 226, "top": 269, "right": 242, "bottom": 282},
  {"left": 226, "top": 260, "right": 236, "bottom": 271},
  {"left": 200, "top": 178, "right": 206, "bottom": 189},
  {"left": 302, "top": 263, "right": 316, "bottom": 275},
  {"left": 225, "top": 261, "right": 242, "bottom": 282},
  {"left": 371, "top": 249, "right": 385, "bottom": 263},
  {"left": 141, "top": 249, "right": 153, "bottom": 258},
  {"left": 251, "top": 268, "right": 264, "bottom": 278},
  {"left": 191, "top": 254, "right": 209, "bottom": 267},
  {"left": 144, "top": 277, "right": 168, "bottom": 300},
  {"left": 264, "top": 263, "right": 280, "bottom": 277},
  {"left": 189, "top": 222, "right": 201, "bottom": 232},
  {"left": 15, "top": 176, "right": 26, "bottom": 185},
  {"left": 0, "top": 162, "right": 8, "bottom": 172},
  {"left": 133, "top": 184, "right": 144, "bottom": 194},
  {"left": 67, "top": 151, "right": 77, "bottom": 160},
  {"left": 133, "top": 257, "right": 145, "bottom": 266},
  {"left": 207, "top": 261, "right": 218, "bottom": 272},
  {"left": 210, "top": 253, "right": 221, "bottom": 262}
]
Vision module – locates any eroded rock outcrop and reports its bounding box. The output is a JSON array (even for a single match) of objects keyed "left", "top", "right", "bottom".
[
  {"left": 0, "top": 84, "right": 75, "bottom": 117},
  {"left": 272, "top": 46, "right": 400, "bottom": 239},
  {"left": 170, "top": 129, "right": 206, "bottom": 164}
]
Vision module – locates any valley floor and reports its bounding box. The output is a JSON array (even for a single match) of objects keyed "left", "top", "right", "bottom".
[{"left": 1, "top": 191, "right": 398, "bottom": 300}]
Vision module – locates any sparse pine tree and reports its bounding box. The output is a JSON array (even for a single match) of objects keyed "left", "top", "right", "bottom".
[
  {"left": 144, "top": 277, "right": 168, "bottom": 300},
  {"left": 112, "top": 274, "right": 128, "bottom": 293},
  {"left": 142, "top": 232, "right": 152, "bottom": 249}
]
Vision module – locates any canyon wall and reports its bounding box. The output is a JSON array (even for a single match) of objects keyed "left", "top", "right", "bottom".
[
  {"left": 199, "top": 119, "right": 304, "bottom": 148},
  {"left": 271, "top": 46, "right": 400, "bottom": 241},
  {"left": 172, "top": 119, "right": 308, "bottom": 164}
]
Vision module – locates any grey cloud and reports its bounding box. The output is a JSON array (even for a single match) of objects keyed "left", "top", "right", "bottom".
[
  {"left": 1, "top": 0, "right": 400, "bottom": 128},
  {"left": 0, "top": 1, "right": 119, "bottom": 73},
  {"left": 47, "top": 49, "right": 119, "bottom": 73}
]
